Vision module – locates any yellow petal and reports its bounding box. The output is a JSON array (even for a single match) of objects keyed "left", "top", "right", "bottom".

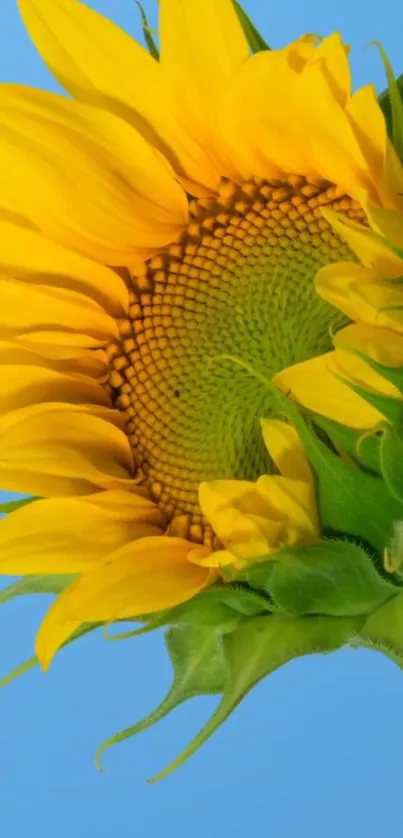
[
  {"left": 0, "top": 279, "right": 118, "bottom": 341},
  {"left": 189, "top": 547, "right": 266, "bottom": 571},
  {"left": 36, "top": 618, "right": 83, "bottom": 671},
  {"left": 199, "top": 457, "right": 318, "bottom": 568},
  {"left": 0, "top": 403, "right": 134, "bottom": 496},
  {"left": 0, "top": 336, "right": 108, "bottom": 381},
  {"left": 0, "top": 89, "right": 186, "bottom": 264},
  {"left": 0, "top": 217, "right": 129, "bottom": 316},
  {"left": 333, "top": 349, "right": 401, "bottom": 399},
  {"left": 189, "top": 548, "right": 249, "bottom": 569},
  {"left": 347, "top": 74, "right": 403, "bottom": 209},
  {"left": 17, "top": 0, "right": 217, "bottom": 193},
  {"left": 345, "top": 85, "right": 392, "bottom": 205},
  {"left": 320, "top": 208, "right": 403, "bottom": 274},
  {"left": 334, "top": 322, "right": 403, "bottom": 368},
  {"left": 85, "top": 488, "right": 160, "bottom": 518},
  {"left": 310, "top": 33, "right": 351, "bottom": 107},
  {"left": 35, "top": 536, "right": 214, "bottom": 669},
  {"left": 316, "top": 261, "right": 375, "bottom": 308},
  {"left": 256, "top": 474, "right": 319, "bottom": 543},
  {"left": 298, "top": 58, "right": 376, "bottom": 199},
  {"left": 0, "top": 364, "right": 110, "bottom": 414},
  {"left": 160, "top": 0, "right": 249, "bottom": 180},
  {"left": 332, "top": 324, "right": 403, "bottom": 398},
  {"left": 10, "top": 332, "right": 104, "bottom": 359},
  {"left": 219, "top": 31, "right": 380, "bottom": 195},
  {"left": 274, "top": 352, "right": 383, "bottom": 429},
  {"left": 317, "top": 264, "right": 403, "bottom": 333},
  {"left": 219, "top": 40, "right": 318, "bottom": 180},
  {"left": 260, "top": 418, "right": 313, "bottom": 484},
  {"left": 362, "top": 201, "right": 403, "bottom": 251},
  {"left": 257, "top": 420, "right": 319, "bottom": 538},
  {"left": 0, "top": 85, "right": 188, "bottom": 226},
  {"left": 0, "top": 491, "right": 163, "bottom": 574}
]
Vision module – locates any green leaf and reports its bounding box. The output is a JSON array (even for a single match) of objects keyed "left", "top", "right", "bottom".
[
  {"left": 267, "top": 540, "right": 396, "bottom": 617},
  {"left": 342, "top": 379, "right": 403, "bottom": 424},
  {"left": 135, "top": 1, "right": 159, "bottom": 60},
  {"left": 232, "top": 1, "right": 269, "bottom": 52},
  {"left": 372, "top": 43, "right": 403, "bottom": 159},
  {"left": 0, "top": 574, "right": 76, "bottom": 606},
  {"left": 313, "top": 415, "right": 381, "bottom": 475},
  {"left": 379, "top": 424, "right": 403, "bottom": 502},
  {"left": 95, "top": 625, "right": 225, "bottom": 770},
  {"left": 238, "top": 558, "right": 278, "bottom": 596},
  {"left": 0, "top": 497, "right": 36, "bottom": 514},
  {"left": 149, "top": 613, "right": 363, "bottom": 781},
  {"left": 288, "top": 410, "right": 403, "bottom": 552},
  {"left": 379, "top": 73, "right": 403, "bottom": 142}
]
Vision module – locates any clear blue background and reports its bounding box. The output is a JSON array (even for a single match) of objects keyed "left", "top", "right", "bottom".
[{"left": 1, "top": 1, "right": 403, "bottom": 836}]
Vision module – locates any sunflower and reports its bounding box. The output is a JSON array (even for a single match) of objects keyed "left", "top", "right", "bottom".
[{"left": 0, "top": 0, "right": 403, "bottom": 671}]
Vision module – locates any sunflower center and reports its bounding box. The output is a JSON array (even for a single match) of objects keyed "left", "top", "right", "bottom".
[{"left": 107, "top": 175, "right": 364, "bottom": 544}]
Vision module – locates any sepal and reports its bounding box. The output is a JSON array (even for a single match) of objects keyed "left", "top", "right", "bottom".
[
  {"left": 135, "top": 1, "right": 159, "bottom": 60},
  {"left": 148, "top": 613, "right": 363, "bottom": 781},
  {"left": 285, "top": 408, "right": 403, "bottom": 552},
  {"left": 373, "top": 42, "right": 403, "bottom": 160},
  {"left": 242, "top": 539, "right": 396, "bottom": 617},
  {"left": 95, "top": 624, "right": 226, "bottom": 772},
  {"left": 232, "top": 1, "right": 269, "bottom": 52}
]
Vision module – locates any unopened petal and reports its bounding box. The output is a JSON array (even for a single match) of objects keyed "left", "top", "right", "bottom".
[{"left": 199, "top": 479, "right": 285, "bottom": 560}]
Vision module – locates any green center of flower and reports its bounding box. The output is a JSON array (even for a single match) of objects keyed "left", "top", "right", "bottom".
[{"left": 108, "top": 176, "right": 364, "bottom": 544}]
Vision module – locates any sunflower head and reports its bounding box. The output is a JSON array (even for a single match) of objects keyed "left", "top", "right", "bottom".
[{"left": 2, "top": 0, "right": 403, "bottom": 780}]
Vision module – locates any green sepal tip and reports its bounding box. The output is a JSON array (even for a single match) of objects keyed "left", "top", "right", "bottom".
[
  {"left": 148, "top": 613, "right": 363, "bottom": 782},
  {"left": 135, "top": 1, "right": 159, "bottom": 60},
  {"left": 232, "top": 1, "right": 269, "bottom": 52},
  {"left": 0, "top": 574, "right": 76, "bottom": 607},
  {"left": 0, "top": 497, "right": 37, "bottom": 514},
  {"left": 95, "top": 624, "right": 226, "bottom": 772}
]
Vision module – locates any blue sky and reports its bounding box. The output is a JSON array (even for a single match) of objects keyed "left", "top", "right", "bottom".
[{"left": 1, "top": 1, "right": 403, "bottom": 836}]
